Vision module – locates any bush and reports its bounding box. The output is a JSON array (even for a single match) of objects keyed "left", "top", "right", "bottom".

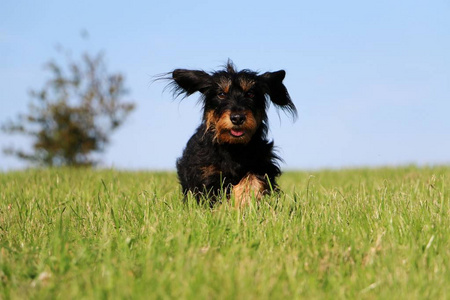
[{"left": 2, "top": 49, "right": 135, "bottom": 166}]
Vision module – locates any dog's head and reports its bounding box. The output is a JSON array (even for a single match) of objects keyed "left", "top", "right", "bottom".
[{"left": 169, "top": 61, "right": 296, "bottom": 144}]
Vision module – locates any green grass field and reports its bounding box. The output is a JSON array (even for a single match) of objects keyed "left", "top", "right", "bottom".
[{"left": 1, "top": 167, "right": 449, "bottom": 299}]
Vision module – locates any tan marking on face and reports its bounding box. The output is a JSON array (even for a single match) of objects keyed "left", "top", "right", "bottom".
[
  {"left": 205, "top": 110, "right": 217, "bottom": 133},
  {"left": 213, "top": 110, "right": 262, "bottom": 144},
  {"left": 214, "top": 111, "right": 235, "bottom": 143},
  {"left": 239, "top": 78, "right": 255, "bottom": 92},
  {"left": 217, "top": 78, "right": 232, "bottom": 94},
  {"left": 233, "top": 173, "right": 268, "bottom": 207}
]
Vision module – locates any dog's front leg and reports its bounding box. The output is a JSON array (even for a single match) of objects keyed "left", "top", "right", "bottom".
[{"left": 232, "top": 173, "right": 269, "bottom": 207}]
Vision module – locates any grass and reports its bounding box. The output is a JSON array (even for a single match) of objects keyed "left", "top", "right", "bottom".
[{"left": 0, "top": 166, "right": 449, "bottom": 299}]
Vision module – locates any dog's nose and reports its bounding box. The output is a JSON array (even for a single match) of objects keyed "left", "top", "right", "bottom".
[{"left": 230, "top": 113, "right": 246, "bottom": 125}]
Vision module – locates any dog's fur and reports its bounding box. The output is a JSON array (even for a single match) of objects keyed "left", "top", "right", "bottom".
[{"left": 167, "top": 61, "right": 296, "bottom": 206}]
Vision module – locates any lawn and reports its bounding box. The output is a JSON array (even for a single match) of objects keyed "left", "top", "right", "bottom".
[{"left": 0, "top": 167, "right": 449, "bottom": 299}]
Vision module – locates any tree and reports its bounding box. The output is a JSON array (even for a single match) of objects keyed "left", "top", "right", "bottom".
[{"left": 2, "top": 49, "right": 135, "bottom": 167}]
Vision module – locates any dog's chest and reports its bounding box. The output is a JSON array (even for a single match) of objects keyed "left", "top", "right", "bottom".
[{"left": 212, "top": 144, "right": 261, "bottom": 179}]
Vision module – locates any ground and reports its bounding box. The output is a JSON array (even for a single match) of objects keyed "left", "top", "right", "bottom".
[{"left": 0, "top": 166, "right": 449, "bottom": 299}]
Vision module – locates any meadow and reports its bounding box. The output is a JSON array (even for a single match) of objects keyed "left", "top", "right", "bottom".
[{"left": 0, "top": 166, "right": 449, "bottom": 299}]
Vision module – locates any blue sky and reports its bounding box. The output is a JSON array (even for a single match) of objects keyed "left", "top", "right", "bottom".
[{"left": 1, "top": 0, "right": 449, "bottom": 171}]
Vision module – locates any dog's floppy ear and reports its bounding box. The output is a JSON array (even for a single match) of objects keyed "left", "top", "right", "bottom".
[
  {"left": 171, "top": 69, "right": 212, "bottom": 97},
  {"left": 260, "top": 70, "right": 297, "bottom": 119}
]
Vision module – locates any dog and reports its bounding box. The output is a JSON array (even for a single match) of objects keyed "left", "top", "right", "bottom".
[{"left": 167, "top": 61, "right": 296, "bottom": 206}]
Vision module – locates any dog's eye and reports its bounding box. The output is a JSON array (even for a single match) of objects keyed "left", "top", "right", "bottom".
[
  {"left": 246, "top": 92, "right": 255, "bottom": 99},
  {"left": 218, "top": 92, "right": 227, "bottom": 99}
]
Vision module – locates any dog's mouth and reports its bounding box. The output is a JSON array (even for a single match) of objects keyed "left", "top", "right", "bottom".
[{"left": 230, "top": 129, "right": 245, "bottom": 137}]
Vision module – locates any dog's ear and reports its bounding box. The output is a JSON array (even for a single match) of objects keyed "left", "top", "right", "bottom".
[
  {"left": 260, "top": 70, "right": 297, "bottom": 119},
  {"left": 171, "top": 69, "right": 212, "bottom": 97}
]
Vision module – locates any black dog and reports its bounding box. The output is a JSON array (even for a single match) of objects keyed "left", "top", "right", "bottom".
[{"left": 167, "top": 61, "right": 296, "bottom": 206}]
